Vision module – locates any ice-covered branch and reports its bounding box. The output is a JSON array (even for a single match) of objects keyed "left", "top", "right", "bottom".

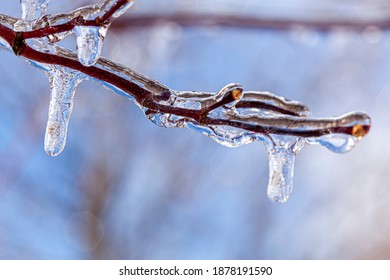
[
  {"left": 112, "top": 13, "right": 390, "bottom": 32},
  {"left": 0, "top": 0, "right": 371, "bottom": 203}
]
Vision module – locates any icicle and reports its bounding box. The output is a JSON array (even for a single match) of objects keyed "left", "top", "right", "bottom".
[
  {"left": 111, "top": 0, "right": 135, "bottom": 19},
  {"left": 74, "top": 26, "right": 107, "bottom": 67},
  {"left": 20, "top": 0, "right": 50, "bottom": 21},
  {"left": 44, "top": 67, "right": 83, "bottom": 156},
  {"left": 305, "top": 115, "right": 370, "bottom": 153}
]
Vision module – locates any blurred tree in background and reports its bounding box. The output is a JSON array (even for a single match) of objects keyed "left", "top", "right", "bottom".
[{"left": 0, "top": 0, "right": 388, "bottom": 259}]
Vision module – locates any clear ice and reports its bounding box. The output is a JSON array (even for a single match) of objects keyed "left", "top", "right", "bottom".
[
  {"left": 8, "top": 0, "right": 371, "bottom": 202},
  {"left": 111, "top": 0, "right": 134, "bottom": 18},
  {"left": 13, "top": 0, "right": 136, "bottom": 157},
  {"left": 133, "top": 82, "right": 370, "bottom": 203},
  {"left": 266, "top": 140, "right": 297, "bottom": 203},
  {"left": 44, "top": 67, "right": 83, "bottom": 156},
  {"left": 74, "top": 26, "right": 107, "bottom": 67},
  {"left": 20, "top": 0, "right": 50, "bottom": 21}
]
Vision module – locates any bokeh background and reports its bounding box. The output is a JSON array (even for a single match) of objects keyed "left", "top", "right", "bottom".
[{"left": 0, "top": 0, "right": 389, "bottom": 259}]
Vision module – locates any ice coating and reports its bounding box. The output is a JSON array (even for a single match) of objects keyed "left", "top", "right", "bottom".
[
  {"left": 202, "top": 83, "right": 243, "bottom": 109},
  {"left": 163, "top": 87, "right": 370, "bottom": 203},
  {"left": 307, "top": 134, "right": 356, "bottom": 153},
  {"left": 238, "top": 91, "right": 311, "bottom": 117},
  {"left": 0, "top": 36, "right": 11, "bottom": 52},
  {"left": 44, "top": 67, "right": 83, "bottom": 156},
  {"left": 14, "top": 0, "right": 51, "bottom": 32},
  {"left": 74, "top": 26, "right": 107, "bottom": 67},
  {"left": 20, "top": 0, "right": 50, "bottom": 21},
  {"left": 266, "top": 139, "right": 297, "bottom": 203}
]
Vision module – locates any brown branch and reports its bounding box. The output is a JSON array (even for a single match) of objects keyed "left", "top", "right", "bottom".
[
  {"left": 0, "top": 0, "right": 372, "bottom": 205},
  {"left": 100, "top": 0, "right": 131, "bottom": 23},
  {"left": 22, "top": 0, "right": 131, "bottom": 39}
]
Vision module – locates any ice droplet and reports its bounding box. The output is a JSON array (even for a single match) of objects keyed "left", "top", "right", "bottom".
[
  {"left": 20, "top": 0, "right": 50, "bottom": 21},
  {"left": 164, "top": 88, "right": 370, "bottom": 203},
  {"left": 74, "top": 26, "right": 107, "bottom": 67},
  {"left": 111, "top": 0, "right": 134, "bottom": 18},
  {"left": 44, "top": 67, "right": 83, "bottom": 156},
  {"left": 0, "top": 37, "right": 12, "bottom": 52},
  {"left": 266, "top": 137, "right": 303, "bottom": 203}
]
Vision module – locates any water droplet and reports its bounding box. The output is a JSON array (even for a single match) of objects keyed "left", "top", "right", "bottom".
[
  {"left": 44, "top": 67, "right": 83, "bottom": 156},
  {"left": 20, "top": 0, "right": 50, "bottom": 21},
  {"left": 112, "top": 0, "right": 134, "bottom": 19},
  {"left": 74, "top": 26, "right": 107, "bottom": 66}
]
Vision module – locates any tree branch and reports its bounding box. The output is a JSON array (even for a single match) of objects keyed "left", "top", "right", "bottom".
[{"left": 0, "top": 0, "right": 372, "bottom": 202}]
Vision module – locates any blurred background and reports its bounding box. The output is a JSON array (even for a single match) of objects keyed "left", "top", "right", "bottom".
[{"left": 0, "top": 0, "right": 389, "bottom": 259}]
